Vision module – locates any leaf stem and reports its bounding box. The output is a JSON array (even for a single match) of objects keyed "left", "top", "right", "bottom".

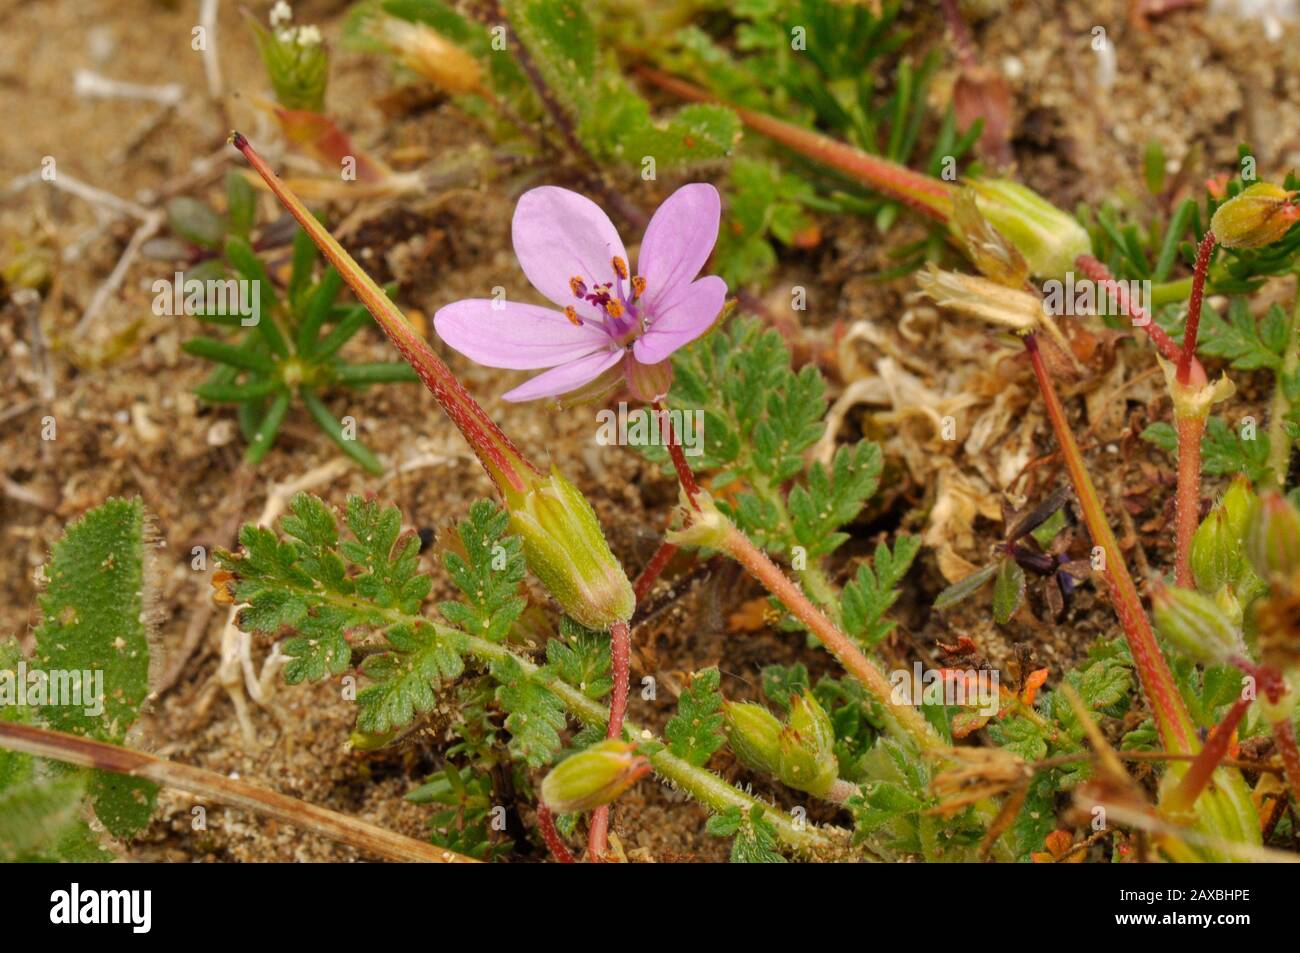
[
  {"left": 1173, "top": 412, "right": 1205, "bottom": 588},
  {"left": 1164, "top": 696, "right": 1251, "bottom": 814},
  {"left": 1074, "top": 254, "right": 1182, "bottom": 362},
  {"left": 0, "top": 721, "right": 476, "bottom": 863},
  {"left": 1177, "top": 230, "right": 1217, "bottom": 385},
  {"left": 1022, "top": 333, "right": 1198, "bottom": 754},
  {"left": 588, "top": 618, "right": 631, "bottom": 861},
  {"left": 536, "top": 803, "right": 576, "bottom": 863}
]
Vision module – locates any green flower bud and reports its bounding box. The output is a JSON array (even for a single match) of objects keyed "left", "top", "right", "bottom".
[
  {"left": 1210, "top": 183, "right": 1300, "bottom": 249},
  {"left": 1152, "top": 583, "right": 1244, "bottom": 665},
  {"left": 508, "top": 468, "right": 635, "bottom": 630},
  {"left": 1190, "top": 507, "right": 1246, "bottom": 594},
  {"left": 722, "top": 700, "right": 784, "bottom": 776},
  {"left": 777, "top": 693, "right": 838, "bottom": 797},
  {"left": 1246, "top": 491, "right": 1300, "bottom": 580},
  {"left": 967, "top": 179, "right": 1092, "bottom": 281},
  {"left": 540, "top": 740, "right": 649, "bottom": 814},
  {"left": 1221, "top": 475, "right": 1258, "bottom": 542},
  {"left": 248, "top": 15, "right": 329, "bottom": 112}
]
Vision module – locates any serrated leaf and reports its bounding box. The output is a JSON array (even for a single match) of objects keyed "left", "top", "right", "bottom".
[
  {"left": 841, "top": 535, "right": 920, "bottom": 647},
  {"left": 730, "top": 805, "right": 787, "bottom": 863},
  {"left": 357, "top": 622, "right": 467, "bottom": 733},
  {"left": 665, "top": 667, "right": 725, "bottom": 767},
  {"left": 1198, "top": 298, "right": 1284, "bottom": 370},
  {"left": 491, "top": 655, "right": 566, "bottom": 767},
  {"left": 438, "top": 500, "right": 526, "bottom": 643},
  {"left": 544, "top": 619, "right": 611, "bottom": 700},
  {"left": 35, "top": 498, "right": 151, "bottom": 744}
]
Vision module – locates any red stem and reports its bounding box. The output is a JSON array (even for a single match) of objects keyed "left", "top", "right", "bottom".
[
  {"left": 1024, "top": 334, "right": 1198, "bottom": 754},
  {"left": 587, "top": 618, "right": 632, "bottom": 862},
  {"left": 1173, "top": 414, "right": 1205, "bottom": 588},
  {"left": 537, "top": 804, "right": 576, "bottom": 863},
  {"left": 1074, "top": 254, "right": 1182, "bottom": 363},
  {"left": 1165, "top": 696, "right": 1251, "bottom": 813},
  {"left": 655, "top": 401, "right": 701, "bottom": 510},
  {"left": 1177, "top": 231, "right": 1217, "bottom": 385},
  {"left": 633, "top": 540, "right": 679, "bottom": 603}
]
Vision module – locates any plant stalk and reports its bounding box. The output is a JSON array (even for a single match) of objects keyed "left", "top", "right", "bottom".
[
  {"left": 1266, "top": 284, "right": 1300, "bottom": 487},
  {"left": 0, "top": 721, "right": 476, "bottom": 863}
]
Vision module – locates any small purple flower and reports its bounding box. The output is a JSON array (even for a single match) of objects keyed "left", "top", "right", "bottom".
[{"left": 434, "top": 183, "right": 726, "bottom": 402}]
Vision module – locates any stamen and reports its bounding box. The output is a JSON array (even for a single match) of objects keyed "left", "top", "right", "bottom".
[
  {"left": 631, "top": 275, "right": 646, "bottom": 299},
  {"left": 611, "top": 256, "right": 628, "bottom": 280},
  {"left": 563, "top": 306, "right": 582, "bottom": 326},
  {"left": 569, "top": 276, "right": 587, "bottom": 298},
  {"left": 605, "top": 300, "right": 623, "bottom": 319}
]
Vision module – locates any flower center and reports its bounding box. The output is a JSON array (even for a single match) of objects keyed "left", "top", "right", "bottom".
[{"left": 569, "top": 256, "right": 648, "bottom": 341}]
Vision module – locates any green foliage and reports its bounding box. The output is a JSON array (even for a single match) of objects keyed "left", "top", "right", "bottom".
[
  {"left": 841, "top": 537, "right": 920, "bottom": 647},
  {"left": 1142, "top": 418, "right": 1273, "bottom": 485},
  {"left": 544, "top": 619, "right": 612, "bottom": 701},
  {"left": 175, "top": 179, "right": 415, "bottom": 472},
  {"left": 706, "top": 804, "right": 787, "bottom": 863},
  {"left": 490, "top": 655, "right": 566, "bottom": 767},
  {"left": 665, "top": 667, "right": 725, "bottom": 767},
  {"left": 248, "top": 13, "right": 329, "bottom": 112},
  {"left": 1199, "top": 298, "right": 1290, "bottom": 371},
  {"left": 407, "top": 762, "right": 511, "bottom": 861},
  {"left": 662, "top": 0, "right": 978, "bottom": 283},
  {"left": 1, "top": 499, "right": 158, "bottom": 857},
  {"left": 438, "top": 501, "right": 527, "bottom": 643}
]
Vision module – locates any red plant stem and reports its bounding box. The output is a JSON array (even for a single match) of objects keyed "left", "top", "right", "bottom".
[
  {"left": 1271, "top": 716, "right": 1300, "bottom": 807},
  {"left": 633, "top": 540, "right": 679, "bottom": 602},
  {"left": 536, "top": 804, "right": 576, "bottom": 863},
  {"left": 655, "top": 401, "right": 701, "bottom": 510},
  {"left": 1173, "top": 413, "right": 1205, "bottom": 588},
  {"left": 587, "top": 618, "right": 632, "bottom": 862},
  {"left": 720, "top": 525, "right": 941, "bottom": 751},
  {"left": 1024, "top": 334, "right": 1198, "bottom": 754},
  {"left": 230, "top": 133, "right": 540, "bottom": 498},
  {"left": 1165, "top": 697, "right": 1251, "bottom": 813},
  {"left": 1074, "top": 254, "right": 1183, "bottom": 363},
  {"left": 635, "top": 67, "right": 954, "bottom": 222},
  {"left": 1177, "top": 231, "right": 1217, "bottom": 385}
]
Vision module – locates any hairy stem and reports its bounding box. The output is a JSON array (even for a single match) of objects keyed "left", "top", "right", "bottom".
[
  {"left": 1024, "top": 334, "right": 1198, "bottom": 754},
  {"left": 719, "top": 524, "right": 941, "bottom": 752},
  {"left": 231, "top": 133, "right": 540, "bottom": 499},
  {"left": 588, "top": 618, "right": 632, "bottom": 861},
  {"left": 1165, "top": 697, "right": 1251, "bottom": 814},
  {"left": 1177, "top": 231, "right": 1217, "bottom": 385},
  {"left": 1266, "top": 284, "right": 1300, "bottom": 487},
  {"left": 1173, "top": 413, "right": 1205, "bottom": 588},
  {"left": 632, "top": 540, "right": 679, "bottom": 602},
  {"left": 1074, "top": 254, "right": 1182, "bottom": 362},
  {"left": 1270, "top": 716, "right": 1300, "bottom": 807},
  {"left": 635, "top": 67, "right": 953, "bottom": 221},
  {"left": 0, "top": 721, "right": 476, "bottom": 863},
  {"left": 536, "top": 803, "right": 576, "bottom": 863}
]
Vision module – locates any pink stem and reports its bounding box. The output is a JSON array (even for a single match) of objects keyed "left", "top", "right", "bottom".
[
  {"left": 633, "top": 540, "right": 679, "bottom": 603},
  {"left": 1074, "top": 254, "right": 1183, "bottom": 363},
  {"left": 1173, "top": 413, "right": 1205, "bottom": 588},
  {"left": 1271, "top": 716, "right": 1300, "bottom": 807},
  {"left": 655, "top": 401, "right": 701, "bottom": 510}
]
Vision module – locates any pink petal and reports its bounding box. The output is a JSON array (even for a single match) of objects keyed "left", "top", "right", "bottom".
[
  {"left": 503, "top": 348, "right": 626, "bottom": 402},
  {"left": 633, "top": 276, "right": 727, "bottom": 365},
  {"left": 433, "top": 299, "right": 610, "bottom": 370},
  {"left": 512, "top": 187, "right": 628, "bottom": 309},
  {"left": 636, "top": 183, "right": 720, "bottom": 311}
]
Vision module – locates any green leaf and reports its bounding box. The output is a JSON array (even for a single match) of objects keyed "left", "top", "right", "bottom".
[
  {"left": 987, "top": 716, "right": 1048, "bottom": 762},
  {"left": 357, "top": 622, "right": 467, "bottom": 733},
  {"left": 1198, "top": 298, "right": 1285, "bottom": 370},
  {"left": 992, "top": 558, "right": 1026, "bottom": 625},
  {"left": 933, "top": 563, "right": 997, "bottom": 611},
  {"left": 491, "top": 655, "right": 566, "bottom": 767},
  {"left": 36, "top": 498, "right": 151, "bottom": 744},
  {"left": 509, "top": 0, "right": 596, "bottom": 108},
  {"left": 438, "top": 500, "right": 527, "bottom": 643},
  {"left": 544, "top": 619, "right": 611, "bottom": 700},
  {"left": 730, "top": 805, "right": 787, "bottom": 863},
  {"left": 1142, "top": 417, "right": 1273, "bottom": 484},
  {"left": 665, "top": 667, "right": 725, "bottom": 767},
  {"left": 788, "top": 442, "right": 883, "bottom": 557},
  {"left": 88, "top": 772, "right": 158, "bottom": 839},
  {"left": 841, "top": 535, "right": 920, "bottom": 647}
]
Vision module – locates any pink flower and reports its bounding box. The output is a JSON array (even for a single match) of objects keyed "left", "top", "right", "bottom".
[{"left": 434, "top": 183, "right": 725, "bottom": 402}]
